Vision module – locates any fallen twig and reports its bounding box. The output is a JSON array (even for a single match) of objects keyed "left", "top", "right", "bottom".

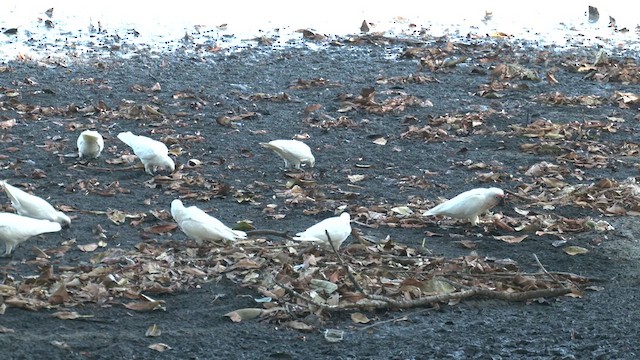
[
  {"left": 504, "top": 189, "right": 531, "bottom": 201},
  {"left": 245, "top": 229, "right": 293, "bottom": 239},
  {"left": 533, "top": 253, "right": 563, "bottom": 285},
  {"left": 326, "top": 230, "right": 366, "bottom": 294}
]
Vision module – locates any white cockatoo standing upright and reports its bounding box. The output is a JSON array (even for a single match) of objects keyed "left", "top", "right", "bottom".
[
  {"left": 422, "top": 187, "right": 505, "bottom": 226},
  {"left": 0, "top": 180, "right": 71, "bottom": 226},
  {"left": 292, "top": 212, "right": 352, "bottom": 250},
  {"left": 0, "top": 212, "right": 62, "bottom": 256},
  {"left": 260, "top": 139, "right": 315, "bottom": 170},
  {"left": 117, "top": 131, "right": 175, "bottom": 174},
  {"left": 171, "top": 199, "right": 247, "bottom": 244},
  {"left": 77, "top": 130, "right": 104, "bottom": 159}
]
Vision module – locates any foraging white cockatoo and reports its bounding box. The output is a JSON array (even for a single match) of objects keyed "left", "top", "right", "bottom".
[
  {"left": 260, "top": 139, "right": 315, "bottom": 170},
  {"left": 0, "top": 212, "right": 62, "bottom": 256},
  {"left": 171, "top": 199, "right": 247, "bottom": 244},
  {"left": 292, "top": 212, "right": 352, "bottom": 250},
  {"left": 0, "top": 180, "right": 71, "bottom": 226},
  {"left": 422, "top": 187, "right": 505, "bottom": 226},
  {"left": 117, "top": 131, "right": 175, "bottom": 174},
  {"left": 77, "top": 130, "right": 104, "bottom": 159}
]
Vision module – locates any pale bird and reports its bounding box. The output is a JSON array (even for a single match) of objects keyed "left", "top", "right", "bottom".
[
  {"left": 171, "top": 199, "right": 247, "bottom": 244},
  {"left": 260, "top": 139, "right": 315, "bottom": 170},
  {"left": 0, "top": 212, "right": 62, "bottom": 256},
  {"left": 292, "top": 212, "right": 352, "bottom": 250},
  {"left": 0, "top": 180, "right": 71, "bottom": 226},
  {"left": 77, "top": 130, "right": 104, "bottom": 159},
  {"left": 117, "top": 131, "right": 175, "bottom": 175},
  {"left": 422, "top": 187, "right": 505, "bottom": 226}
]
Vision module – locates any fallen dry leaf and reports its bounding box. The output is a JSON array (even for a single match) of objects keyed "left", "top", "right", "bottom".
[
  {"left": 348, "top": 174, "right": 366, "bottom": 183},
  {"left": 351, "top": 312, "right": 371, "bottom": 324},
  {"left": 78, "top": 243, "right": 99, "bottom": 252},
  {"left": 286, "top": 320, "right": 314, "bottom": 332},
  {"left": 148, "top": 343, "right": 172, "bottom": 352},
  {"left": 372, "top": 137, "right": 387, "bottom": 145},
  {"left": 0, "top": 325, "right": 15, "bottom": 333},
  {"left": 493, "top": 235, "right": 528, "bottom": 244},
  {"left": 563, "top": 246, "right": 589, "bottom": 256},
  {"left": 146, "top": 324, "right": 162, "bottom": 337},
  {"left": 51, "top": 311, "right": 94, "bottom": 320},
  {"left": 225, "top": 308, "right": 263, "bottom": 322},
  {"left": 124, "top": 300, "right": 166, "bottom": 312}
]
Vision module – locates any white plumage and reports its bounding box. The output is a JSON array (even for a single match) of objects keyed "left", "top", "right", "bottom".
[
  {"left": 0, "top": 212, "right": 62, "bottom": 256},
  {"left": 77, "top": 130, "right": 104, "bottom": 159},
  {"left": 422, "top": 187, "right": 505, "bottom": 226},
  {"left": 292, "top": 212, "right": 352, "bottom": 250},
  {"left": 117, "top": 131, "right": 175, "bottom": 174},
  {"left": 171, "top": 199, "right": 247, "bottom": 244},
  {"left": 0, "top": 180, "right": 71, "bottom": 226},
  {"left": 260, "top": 140, "right": 315, "bottom": 170}
]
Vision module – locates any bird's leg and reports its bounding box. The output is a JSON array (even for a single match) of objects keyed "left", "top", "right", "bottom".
[{"left": 2, "top": 244, "right": 13, "bottom": 257}]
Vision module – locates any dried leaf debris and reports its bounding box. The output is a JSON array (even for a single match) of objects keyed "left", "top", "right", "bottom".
[{"left": 2, "top": 35, "right": 640, "bottom": 331}]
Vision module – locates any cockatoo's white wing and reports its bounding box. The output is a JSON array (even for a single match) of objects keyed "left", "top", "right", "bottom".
[
  {"left": 260, "top": 140, "right": 315, "bottom": 169},
  {"left": 171, "top": 200, "right": 246, "bottom": 244},
  {"left": 293, "top": 212, "right": 351, "bottom": 249},
  {"left": 0, "top": 181, "right": 71, "bottom": 226},
  {"left": 77, "top": 130, "right": 104, "bottom": 159},
  {"left": 423, "top": 187, "right": 504, "bottom": 225},
  {"left": 0, "top": 212, "right": 62, "bottom": 255},
  {"left": 117, "top": 131, "right": 175, "bottom": 174}
]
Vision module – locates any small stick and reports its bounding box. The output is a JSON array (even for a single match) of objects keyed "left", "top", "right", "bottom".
[
  {"left": 504, "top": 189, "right": 530, "bottom": 201},
  {"left": 325, "top": 230, "right": 366, "bottom": 294},
  {"left": 245, "top": 229, "right": 292, "bottom": 239},
  {"left": 533, "top": 253, "right": 562, "bottom": 285},
  {"left": 357, "top": 315, "right": 410, "bottom": 331}
]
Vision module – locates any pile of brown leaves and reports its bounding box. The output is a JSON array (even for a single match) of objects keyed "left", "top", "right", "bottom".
[{"left": 0, "top": 230, "right": 585, "bottom": 331}]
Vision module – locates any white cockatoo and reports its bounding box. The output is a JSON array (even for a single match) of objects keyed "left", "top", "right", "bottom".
[
  {"left": 260, "top": 139, "right": 315, "bottom": 170},
  {"left": 422, "top": 187, "right": 505, "bottom": 226},
  {"left": 117, "top": 131, "right": 175, "bottom": 175},
  {"left": 0, "top": 212, "right": 62, "bottom": 256},
  {"left": 171, "top": 199, "right": 247, "bottom": 244},
  {"left": 0, "top": 180, "right": 71, "bottom": 226},
  {"left": 77, "top": 130, "right": 104, "bottom": 159},
  {"left": 292, "top": 212, "right": 352, "bottom": 250}
]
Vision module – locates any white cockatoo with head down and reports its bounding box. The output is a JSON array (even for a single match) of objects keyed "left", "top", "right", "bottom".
[
  {"left": 260, "top": 139, "right": 315, "bottom": 170},
  {"left": 171, "top": 199, "right": 247, "bottom": 244},
  {"left": 292, "top": 212, "right": 352, "bottom": 250},
  {"left": 0, "top": 180, "right": 71, "bottom": 226},
  {"left": 0, "top": 212, "right": 62, "bottom": 256},
  {"left": 422, "top": 187, "right": 505, "bottom": 226},
  {"left": 117, "top": 131, "right": 175, "bottom": 175},
  {"left": 77, "top": 130, "right": 104, "bottom": 159}
]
